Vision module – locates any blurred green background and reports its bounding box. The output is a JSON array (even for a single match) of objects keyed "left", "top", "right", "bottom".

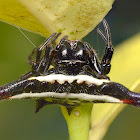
[{"left": 0, "top": 0, "right": 139, "bottom": 140}]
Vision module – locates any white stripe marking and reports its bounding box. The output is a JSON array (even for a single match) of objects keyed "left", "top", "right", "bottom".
[
  {"left": 10, "top": 92, "right": 122, "bottom": 103},
  {"left": 28, "top": 74, "right": 110, "bottom": 85}
]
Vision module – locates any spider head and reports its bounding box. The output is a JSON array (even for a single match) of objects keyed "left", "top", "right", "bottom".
[
  {"left": 55, "top": 39, "right": 88, "bottom": 65},
  {"left": 53, "top": 39, "right": 91, "bottom": 75}
]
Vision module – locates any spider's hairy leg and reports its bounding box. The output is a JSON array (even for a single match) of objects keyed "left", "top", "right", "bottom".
[
  {"left": 28, "top": 33, "right": 58, "bottom": 65},
  {"left": 20, "top": 33, "right": 57, "bottom": 79},
  {"left": 20, "top": 47, "right": 41, "bottom": 79},
  {"left": 37, "top": 32, "right": 61, "bottom": 74},
  {"left": 20, "top": 71, "right": 33, "bottom": 80},
  {"left": 21, "top": 33, "right": 61, "bottom": 79},
  {"left": 29, "top": 33, "right": 59, "bottom": 73},
  {"left": 97, "top": 19, "right": 114, "bottom": 75},
  {"left": 83, "top": 42, "right": 102, "bottom": 76},
  {"left": 41, "top": 34, "right": 68, "bottom": 73}
]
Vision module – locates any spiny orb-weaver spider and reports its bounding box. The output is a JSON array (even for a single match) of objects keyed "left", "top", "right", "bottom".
[{"left": 0, "top": 19, "right": 140, "bottom": 115}]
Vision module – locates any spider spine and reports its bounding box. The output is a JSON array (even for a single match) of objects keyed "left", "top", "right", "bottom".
[
  {"left": 1, "top": 75, "right": 140, "bottom": 109},
  {"left": 0, "top": 79, "right": 28, "bottom": 99}
]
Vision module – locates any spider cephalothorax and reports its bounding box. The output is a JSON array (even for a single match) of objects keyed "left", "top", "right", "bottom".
[
  {"left": 0, "top": 19, "right": 140, "bottom": 115},
  {"left": 22, "top": 19, "right": 113, "bottom": 79}
]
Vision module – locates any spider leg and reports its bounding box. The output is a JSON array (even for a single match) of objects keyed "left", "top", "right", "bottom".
[
  {"left": 36, "top": 32, "right": 62, "bottom": 74},
  {"left": 84, "top": 42, "right": 102, "bottom": 76},
  {"left": 97, "top": 19, "right": 114, "bottom": 75},
  {"left": 28, "top": 33, "right": 57, "bottom": 65},
  {"left": 20, "top": 71, "right": 33, "bottom": 80},
  {"left": 38, "top": 35, "right": 68, "bottom": 74},
  {"left": 20, "top": 33, "right": 60, "bottom": 79},
  {"left": 42, "top": 34, "right": 68, "bottom": 73}
]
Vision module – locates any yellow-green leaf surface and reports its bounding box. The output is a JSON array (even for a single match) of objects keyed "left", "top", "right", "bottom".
[
  {"left": 89, "top": 33, "right": 140, "bottom": 140},
  {"left": 0, "top": 0, "right": 48, "bottom": 36},
  {"left": 0, "top": 0, "right": 114, "bottom": 39}
]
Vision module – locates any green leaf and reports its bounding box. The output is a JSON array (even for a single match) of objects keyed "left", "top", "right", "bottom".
[{"left": 61, "top": 104, "right": 93, "bottom": 140}]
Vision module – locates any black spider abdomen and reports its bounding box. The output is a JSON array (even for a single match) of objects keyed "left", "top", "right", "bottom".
[{"left": 22, "top": 79, "right": 97, "bottom": 95}]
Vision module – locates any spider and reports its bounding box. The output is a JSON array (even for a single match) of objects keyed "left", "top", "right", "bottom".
[{"left": 0, "top": 19, "right": 140, "bottom": 115}]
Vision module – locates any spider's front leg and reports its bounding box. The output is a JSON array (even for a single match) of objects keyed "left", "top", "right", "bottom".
[
  {"left": 84, "top": 42, "right": 102, "bottom": 77},
  {"left": 97, "top": 19, "right": 114, "bottom": 75},
  {"left": 35, "top": 32, "right": 61, "bottom": 74},
  {"left": 20, "top": 33, "right": 61, "bottom": 79},
  {"left": 20, "top": 47, "right": 40, "bottom": 79}
]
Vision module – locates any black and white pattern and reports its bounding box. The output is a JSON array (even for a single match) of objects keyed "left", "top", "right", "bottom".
[{"left": 0, "top": 19, "right": 140, "bottom": 114}]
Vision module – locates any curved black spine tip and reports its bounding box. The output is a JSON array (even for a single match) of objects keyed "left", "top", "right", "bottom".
[
  {"left": 0, "top": 79, "right": 28, "bottom": 100},
  {"left": 97, "top": 82, "right": 140, "bottom": 107},
  {"left": 123, "top": 91, "right": 140, "bottom": 107},
  {"left": 35, "top": 99, "right": 51, "bottom": 114},
  {"left": 65, "top": 105, "right": 76, "bottom": 115}
]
